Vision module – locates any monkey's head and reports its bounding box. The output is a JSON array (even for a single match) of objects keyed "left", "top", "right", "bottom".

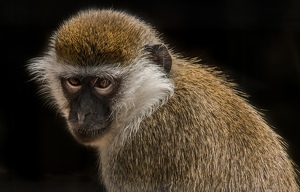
[{"left": 29, "top": 10, "right": 174, "bottom": 147}]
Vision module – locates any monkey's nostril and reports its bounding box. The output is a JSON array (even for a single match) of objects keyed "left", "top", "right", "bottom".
[{"left": 77, "top": 112, "right": 91, "bottom": 123}]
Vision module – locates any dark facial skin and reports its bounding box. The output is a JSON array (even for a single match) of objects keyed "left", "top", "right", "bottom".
[
  {"left": 61, "top": 76, "right": 119, "bottom": 143},
  {"left": 59, "top": 44, "right": 170, "bottom": 144}
]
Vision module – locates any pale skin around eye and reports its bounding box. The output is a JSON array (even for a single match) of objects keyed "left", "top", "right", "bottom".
[{"left": 66, "top": 77, "right": 113, "bottom": 95}]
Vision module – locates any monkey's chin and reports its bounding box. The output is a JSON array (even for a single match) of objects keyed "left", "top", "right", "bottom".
[{"left": 70, "top": 125, "right": 110, "bottom": 144}]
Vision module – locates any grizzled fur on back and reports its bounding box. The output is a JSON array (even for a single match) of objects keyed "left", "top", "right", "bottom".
[
  {"left": 55, "top": 9, "right": 160, "bottom": 65},
  {"left": 101, "top": 59, "right": 299, "bottom": 191}
]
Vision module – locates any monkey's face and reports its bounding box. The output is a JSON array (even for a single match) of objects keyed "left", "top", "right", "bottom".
[
  {"left": 61, "top": 76, "right": 119, "bottom": 143},
  {"left": 29, "top": 41, "right": 174, "bottom": 147}
]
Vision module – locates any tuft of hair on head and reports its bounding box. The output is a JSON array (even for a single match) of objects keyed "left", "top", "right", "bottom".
[{"left": 54, "top": 9, "right": 161, "bottom": 65}]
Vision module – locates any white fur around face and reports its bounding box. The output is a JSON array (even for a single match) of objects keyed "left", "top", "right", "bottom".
[{"left": 28, "top": 47, "right": 174, "bottom": 149}]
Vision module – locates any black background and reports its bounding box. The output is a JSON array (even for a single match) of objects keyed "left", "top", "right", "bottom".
[{"left": 0, "top": 0, "right": 300, "bottom": 191}]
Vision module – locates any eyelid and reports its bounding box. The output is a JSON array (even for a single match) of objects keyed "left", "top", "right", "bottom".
[
  {"left": 96, "top": 78, "right": 111, "bottom": 88},
  {"left": 93, "top": 76, "right": 113, "bottom": 86},
  {"left": 94, "top": 78, "right": 115, "bottom": 95},
  {"left": 68, "top": 78, "right": 81, "bottom": 86},
  {"left": 94, "top": 85, "right": 113, "bottom": 95},
  {"left": 65, "top": 78, "right": 82, "bottom": 92}
]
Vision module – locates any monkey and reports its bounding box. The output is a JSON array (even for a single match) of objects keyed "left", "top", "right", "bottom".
[{"left": 28, "top": 9, "right": 299, "bottom": 191}]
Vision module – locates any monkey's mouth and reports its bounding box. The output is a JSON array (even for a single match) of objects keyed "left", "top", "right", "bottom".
[{"left": 71, "top": 123, "right": 111, "bottom": 143}]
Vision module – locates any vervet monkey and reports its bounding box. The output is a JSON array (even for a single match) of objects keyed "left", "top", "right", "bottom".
[{"left": 28, "top": 9, "right": 299, "bottom": 191}]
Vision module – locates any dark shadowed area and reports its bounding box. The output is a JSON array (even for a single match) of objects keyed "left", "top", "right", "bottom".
[{"left": 0, "top": 0, "right": 299, "bottom": 191}]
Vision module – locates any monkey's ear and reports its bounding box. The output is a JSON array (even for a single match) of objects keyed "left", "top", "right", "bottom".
[{"left": 145, "top": 43, "right": 172, "bottom": 74}]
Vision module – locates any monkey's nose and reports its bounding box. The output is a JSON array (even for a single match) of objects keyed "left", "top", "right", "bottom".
[{"left": 77, "top": 112, "right": 91, "bottom": 124}]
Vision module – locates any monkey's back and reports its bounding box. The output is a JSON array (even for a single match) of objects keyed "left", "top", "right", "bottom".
[{"left": 102, "top": 58, "right": 299, "bottom": 191}]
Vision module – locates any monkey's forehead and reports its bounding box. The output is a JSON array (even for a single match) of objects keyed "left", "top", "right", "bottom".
[{"left": 54, "top": 9, "right": 159, "bottom": 66}]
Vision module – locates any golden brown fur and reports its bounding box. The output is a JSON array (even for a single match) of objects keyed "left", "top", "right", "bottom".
[
  {"left": 101, "top": 58, "right": 299, "bottom": 191},
  {"left": 55, "top": 10, "right": 160, "bottom": 65}
]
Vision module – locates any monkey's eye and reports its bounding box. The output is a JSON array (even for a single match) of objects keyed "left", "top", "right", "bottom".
[
  {"left": 68, "top": 78, "right": 81, "bottom": 86},
  {"left": 95, "top": 78, "right": 111, "bottom": 89}
]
